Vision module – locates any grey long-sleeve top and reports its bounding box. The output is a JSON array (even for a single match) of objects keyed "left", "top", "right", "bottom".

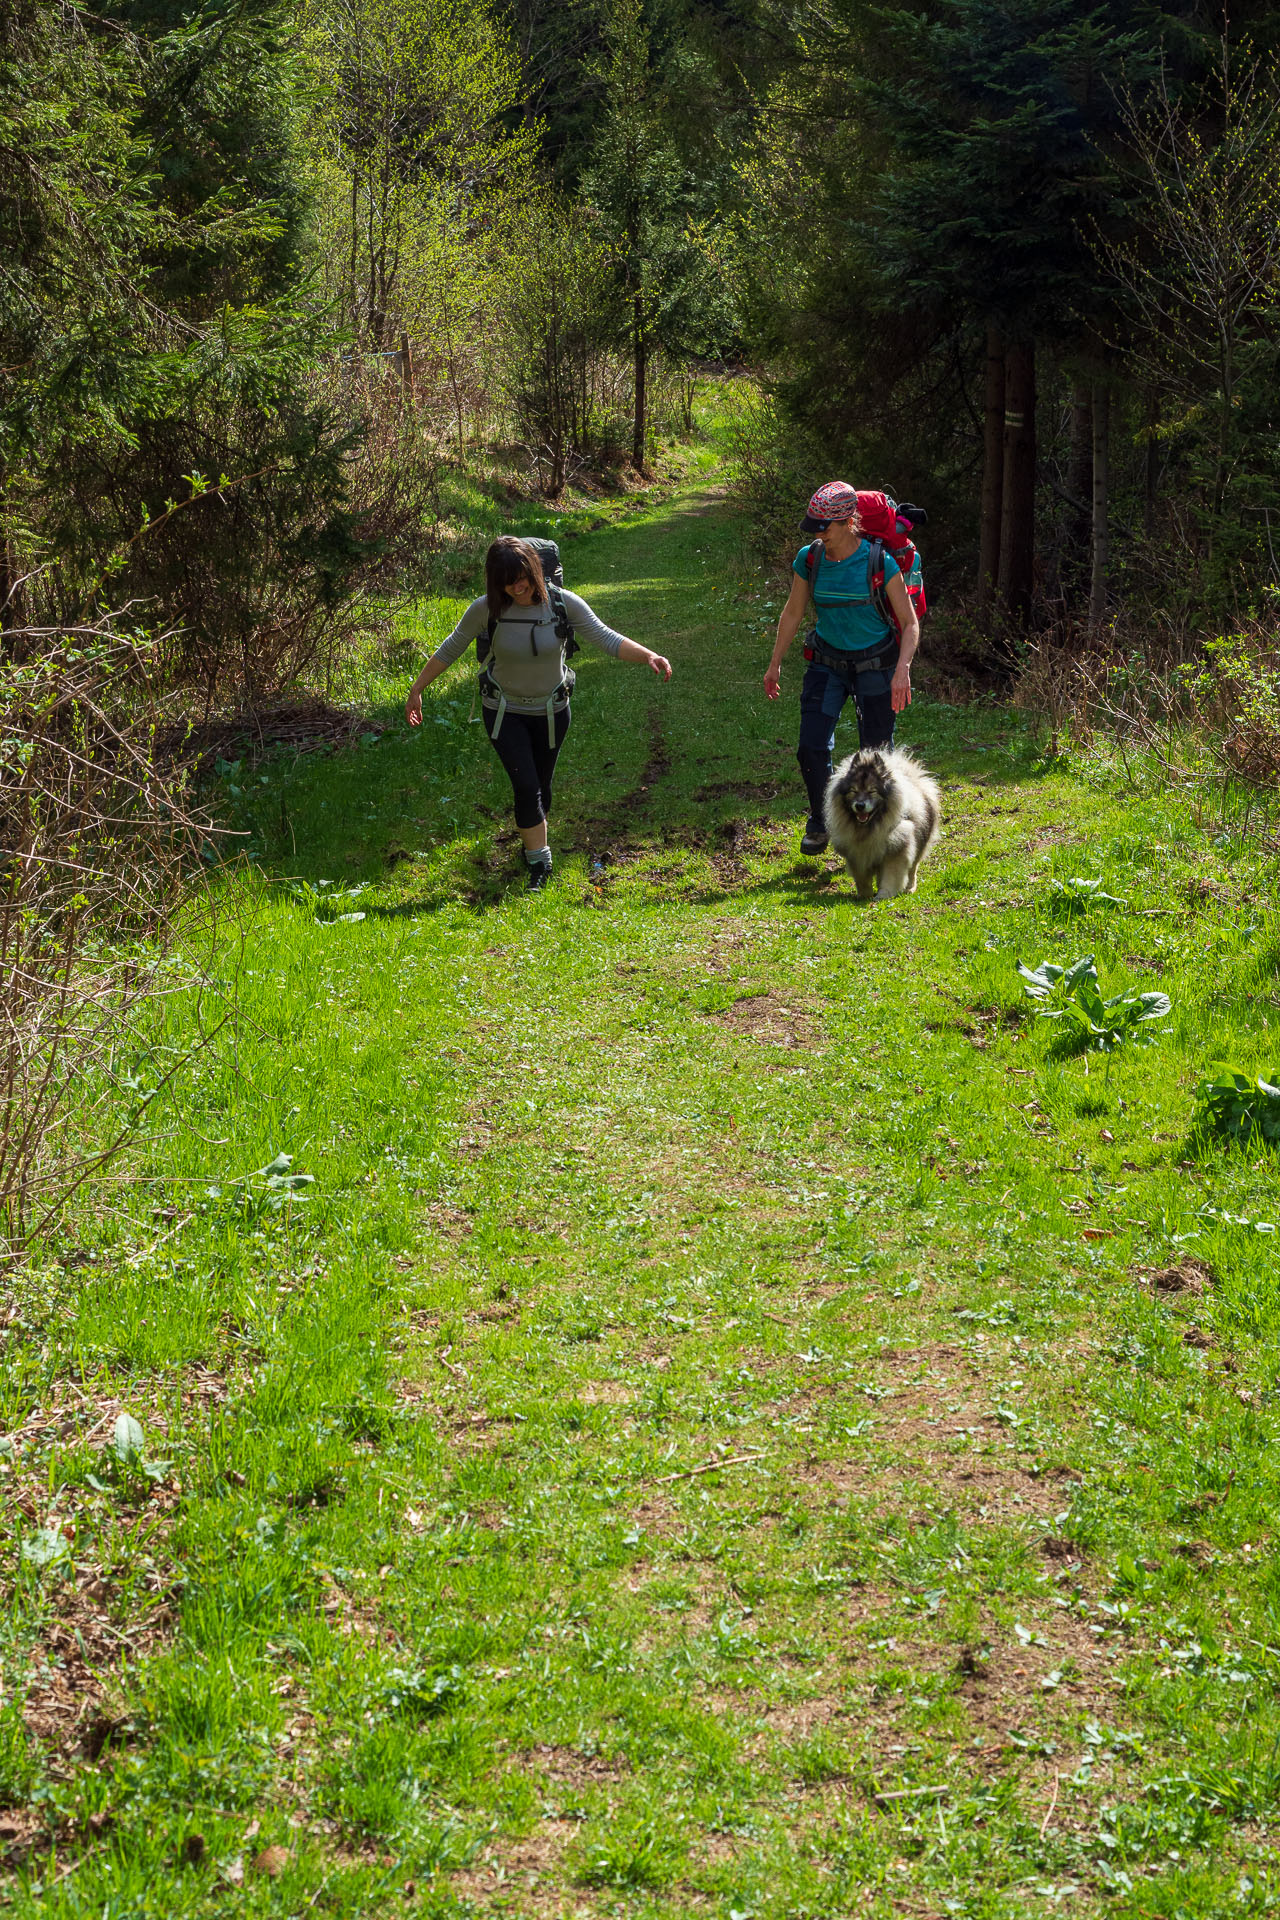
[{"left": 426, "top": 591, "right": 627, "bottom": 713}]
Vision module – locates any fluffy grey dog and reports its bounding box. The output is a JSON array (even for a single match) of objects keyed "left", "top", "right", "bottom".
[{"left": 823, "top": 747, "right": 942, "bottom": 899}]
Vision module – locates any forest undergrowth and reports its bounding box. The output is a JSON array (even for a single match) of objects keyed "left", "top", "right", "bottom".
[{"left": 3, "top": 471, "right": 1280, "bottom": 1919}]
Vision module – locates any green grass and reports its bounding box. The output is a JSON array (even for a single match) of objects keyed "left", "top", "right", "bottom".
[{"left": 4, "top": 417, "right": 1280, "bottom": 1916}]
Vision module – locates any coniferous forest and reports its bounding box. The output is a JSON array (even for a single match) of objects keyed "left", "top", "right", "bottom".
[
  {"left": 8, "top": 6, "right": 1280, "bottom": 1915},
  {"left": 8, "top": 0, "right": 1280, "bottom": 668}
]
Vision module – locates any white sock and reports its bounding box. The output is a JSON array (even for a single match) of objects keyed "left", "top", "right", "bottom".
[{"left": 525, "top": 846, "right": 552, "bottom": 869}]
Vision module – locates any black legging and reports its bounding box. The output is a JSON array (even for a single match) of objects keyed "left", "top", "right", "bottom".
[{"left": 482, "top": 703, "right": 571, "bottom": 829}]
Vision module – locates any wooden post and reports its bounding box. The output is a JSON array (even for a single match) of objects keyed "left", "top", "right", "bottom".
[
  {"left": 998, "top": 339, "right": 1036, "bottom": 626},
  {"left": 399, "top": 332, "right": 416, "bottom": 412},
  {"left": 978, "top": 326, "right": 1005, "bottom": 617}
]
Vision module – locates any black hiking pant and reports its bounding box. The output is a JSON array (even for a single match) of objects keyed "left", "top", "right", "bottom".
[
  {"left": 483, "top": 703, "right": 571, "bottom": 829},
  {"left": 796, "top": 658, "right": 896, "bottom": 829}
]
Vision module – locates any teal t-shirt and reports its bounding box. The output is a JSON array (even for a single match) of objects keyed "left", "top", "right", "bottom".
[{"left": 792, "top": 540, "right": 900, "bottom": 652}]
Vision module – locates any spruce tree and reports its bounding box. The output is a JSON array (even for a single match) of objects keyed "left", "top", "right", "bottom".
[
  {"left": 856, "top": 0, "right": 1161, "bottom": 619},
  {"left": 0, "top": 0, "right": 391, "bottom": 697},
  {"left": 739, "top": 0, "right": 1203, "bottom": 620}
]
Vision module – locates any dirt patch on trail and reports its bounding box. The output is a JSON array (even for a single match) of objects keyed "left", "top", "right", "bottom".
[
  {"left": 776, "top": 1343, "right": 1083, "bottom": 1528},
  {"left": 19, "top": 1579, "right": 175, "bottom": 1761},
  {"left": 524, "top": 1743, "right": 629, "bottom": 1791},
  {"left": 446, "top": 1822, "right": 594, "bottom": 1916},
  {"left": 624, "top": 1492, "right": 682, "bottom": 1538},
  {"left": 800, "top": 1450, "right": 1071, "bottom": 1531},
  {"left": 420, "top": 1202, "right": 474, "bottom": 1240},
  {"left": 636, "top": 707, "right": 671, "bottom": 792},
  {"left": 568, "top": 708, "right": 673, "bottom": 860},
  {"left": 709, "top": 991, "right": 819, "bottom": 1051},
  {"left": 1139, "top": 1256, "right": 1215, "bottom": 1298},
  {"left": 579, "top": 1380, "right": 637, "bottom": 1406},
  {"left": 694, "top": 778, "right": 786, "bottom": 803},
  {"left": 957, "top": 1603, "right": 1126, "bottom": 1731},
  {"left": 703, "top": 815, "right": 791, "bottom": 885},
  {"left": 751, "top": 1695, "right": 851, "bottom": 1740}
]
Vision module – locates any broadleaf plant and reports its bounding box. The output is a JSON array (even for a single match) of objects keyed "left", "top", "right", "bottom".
[
  {"left": 1193, "top": 1070, "right": 1280, "bottom": 1148},
  {"left": 1017, "top": 954, "right": 1172, "bottom": 1066},
  {"left": 1047, "top": 876, "right": 1127, "bottom": 912},
  {"left": 205, "top": 1151, "right": 315, "bottom": 1217},
  {"left": 1016, "top": 955, "right": 1101, "bottom": 1006}
]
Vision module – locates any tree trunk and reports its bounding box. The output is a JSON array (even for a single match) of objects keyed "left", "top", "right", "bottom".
[
  {"left": 978, "top": 326, "right": 1005, "bottom": 615},
  {"left": 1089, "top": 383, "right": 1110, "bottom": 632},
  {"left": 998, "top": 339, "right": 1036, "bottom": 625},
  {"left": 632, "top": 288, "right": 647, "bottom": 474},
  {"left": 1054, "top": 379, "right": 1092, "bottom": 607},
  {"left": 1143, "top": 390, "right": 1159, "bottom": 540},
  {"left": 0, "top": 462, "right": 18, "bottom": 635}
]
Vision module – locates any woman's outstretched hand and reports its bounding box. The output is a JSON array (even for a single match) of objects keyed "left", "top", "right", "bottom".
[
  {"left": 764, "top": 664, "right": 782, "bottom": 700},
  {"left": 405, "top": 689, "right": 423, "bottom": 727},
  {"left": 891, "top": 662, "right": 913, "bottom": 713},
  {"left": 647, "top": 652, "right": 672, "bottom": 680}
]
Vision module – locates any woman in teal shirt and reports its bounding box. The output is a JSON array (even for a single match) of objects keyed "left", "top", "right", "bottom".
[{"left": 764, "top": 481, "right": 920, "bottom": 855}]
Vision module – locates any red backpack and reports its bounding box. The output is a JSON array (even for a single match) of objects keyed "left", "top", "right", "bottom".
[{"left": 805, "top": 491, "right": 928, "bottom": 634}]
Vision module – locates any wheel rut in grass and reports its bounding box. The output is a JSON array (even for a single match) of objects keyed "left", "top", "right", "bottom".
[
  {"left": 569, "top": 703, "right": 673, "bottom": 864},
  {"left": 384, "top": 883, "right": 1168, "bottom": 1912}
]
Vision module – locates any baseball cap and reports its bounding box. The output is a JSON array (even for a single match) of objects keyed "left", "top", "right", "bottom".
[{"left": 800, "top": 481, "right": 860, "bottom": 533}]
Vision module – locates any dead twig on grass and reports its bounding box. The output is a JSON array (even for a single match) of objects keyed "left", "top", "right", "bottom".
[{"left": 652, "top": 1450, "right": 765, "bottom": 1484}]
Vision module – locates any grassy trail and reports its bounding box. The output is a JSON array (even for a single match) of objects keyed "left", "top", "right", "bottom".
[{"left": 4, "top": 474, "right": 1280, "bottom": 1918}]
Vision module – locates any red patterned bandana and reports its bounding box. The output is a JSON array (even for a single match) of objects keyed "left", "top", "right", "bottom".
[{"left": 802, "top": 481, "right": 859, "bottom": 530}]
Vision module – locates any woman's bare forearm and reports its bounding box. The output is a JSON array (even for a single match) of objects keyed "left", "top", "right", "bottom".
[
  {"left": 769, "top": 608, "right": 803, "bottom": 670},
  {"left": 409, "top": 655, "right": 449, "bottom": 698}
]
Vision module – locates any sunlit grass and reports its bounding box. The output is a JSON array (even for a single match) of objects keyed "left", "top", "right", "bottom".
[{"left": 3, "top": 442, "right": 1280, "bottom": 1915}]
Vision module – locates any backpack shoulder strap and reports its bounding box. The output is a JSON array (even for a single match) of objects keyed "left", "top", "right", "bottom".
[
  {"left": 477, "top": 609, "right": 497, "bottom": 665},
  {"left": 548, "top": 582, "right": 579, "bottom": 658},
  {"left": 805, "top": 539, "right": 824, "bottom": 595},
  {"left": 867, "top": 537, "right": 896, "bottom": 630}
]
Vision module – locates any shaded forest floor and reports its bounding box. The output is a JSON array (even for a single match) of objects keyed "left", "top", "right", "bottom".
[{"left": 4, "top": 473, "right": 1280, "bottom": 1918}]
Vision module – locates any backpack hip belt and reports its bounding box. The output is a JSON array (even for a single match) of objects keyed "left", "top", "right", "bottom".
[
  {"left": 480, "top": 668, "right": 575, "bottom": 746},
  {"left": 803, "top": 632, "right": 900, "bottom": 678}
]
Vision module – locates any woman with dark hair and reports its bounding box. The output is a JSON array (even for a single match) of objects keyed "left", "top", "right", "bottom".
[{"left": 406, "top": 536, "right": 671, "bottom": 889}]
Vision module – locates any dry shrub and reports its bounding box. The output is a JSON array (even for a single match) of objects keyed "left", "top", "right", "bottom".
[
  {"left": 0, "top": 618, "right": 223, "bottom": 1253},
  {"left": 496, "top": 210, "right": 635, "bottom": 496},
  {"left": 155, "top": 389, "right": 440, "bottom": 708},
  {"left": 1013, "top": 607, "right": 1280, "bottom": 810},
  {"left": 1011, "top": 625, "right": 1109, "bottom": 748},
  {"left": 48, "top": 376, "right": 441, "bottom": 714},
  {"left": 1202, "top": 624, "right": 1280, "bottom": 785}
]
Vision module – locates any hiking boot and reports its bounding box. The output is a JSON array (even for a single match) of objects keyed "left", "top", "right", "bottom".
[
  {"left": 799, "top": 822, "right": 829, "bottom": 856},
  {"left": 526, "top": 860, "right": 552, "bottom": 892}
]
